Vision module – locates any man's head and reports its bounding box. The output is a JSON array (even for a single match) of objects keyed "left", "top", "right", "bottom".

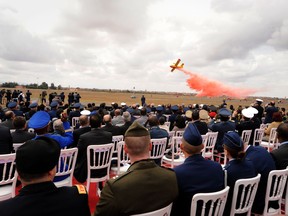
[
  {"left": 181, "top": 124, "right": 203, "bottom": 156},
  {"left": 148, "top": 115, "right": 159, "bottom": 127},
  {"left": 103, "top": 114, "right": 112, "bottom": 125},
  {"left": 277, "top": 123, "right": 288, "bottom": 143},
  {"left": 13, "top": 116, "right": 26, "bottom": 130},
  {"left": 28, "top": 111, "right": 51, "bottom": 135},
  {"left": 122, "top": 111, "right": 131, "bottom": 122},
  {"left": 16, "top": 137, "right": 60, "bottom": 184},
  {"left": 79, "top": 115, "right": 89, "bottom": 127},
  {"left": 90, "top": 113, "right": 102, "bottom": 128},
  {"left": 124, "top": 122, "right": 151, "bottom": 160},
  {"left": 53, "top": 119, "right": 65, "bottom": 134},
  {"left": 5, "top": 111, "right": 15, "bottom": 120},
  {"left": 192, "top": 110, "right": 200, "bottom": 121},
  {"left": 114, "top": 109, "right": 121, "bottom": 116}
]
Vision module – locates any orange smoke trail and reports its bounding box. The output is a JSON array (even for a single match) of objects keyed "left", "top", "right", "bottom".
[{"left": 178, "top": 68, "right": 257, "bottom": 98}]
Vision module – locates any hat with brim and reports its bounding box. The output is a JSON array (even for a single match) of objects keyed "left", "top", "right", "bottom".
[
  {"left": 183, "top": 123, "right": 202, "bottom": 146},
  {"left": 28, "top": 111, "right": 50, "bottom": 129},
  {"left": 247, "top": 107, "right": 258, "bottom": 115},
  {"left": 241, "top": 108, "right": 254, "bottom": 118},
  {"left": 50, "top": 101, "right": 58, "bottom": 108},
  {"left": 256, "top": 98, "right": 263, "bottom": 103},
  {"left": 29, "top": 102, "right": 38, "bottom": 108},
  {"left": 80, "top": 110, "right": 91, "bottom": 116}
]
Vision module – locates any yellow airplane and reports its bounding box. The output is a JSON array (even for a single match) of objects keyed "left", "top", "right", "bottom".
[{"left": 170, "top": 59, "right": 184, "bottom": 72}]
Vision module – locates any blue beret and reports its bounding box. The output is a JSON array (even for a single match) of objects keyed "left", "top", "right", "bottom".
[
  {"left": 156, "top": 106, "right": 163, "bottom": 111},
  {"left": 171, "top": 105, "right": 179, "bottom": 111},
  {"left": 183, "top": 123, "right": 202, "bottom": 146},
  {"left": 72, "top": 103, "right": 81, "bottom": 108},
  {"left": 28, "top": 111, "right": 50, "bottom": 129},
  {"left": 8, "top": 101, "right": 17, "bottom": 108},
  {"left": 29, "top": 102, "right": 38, "bottom": 108},
  {"left": 50, "top": 101, "right": 58, "bottom": 108},
  {"left": 218, "top": 108, "right": 231, "bottom": 117},
  {"left": 223, "top": 131, "right": 243, "bottom": 151}
]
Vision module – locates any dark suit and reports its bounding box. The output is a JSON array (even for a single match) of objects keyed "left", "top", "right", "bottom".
[
  {"left": 11, "top": 129, "right": 35, "bottom": 144},
  {"left": 119, "top": 121, "right": 132, "bottom": 135},
  {"left": 95, "top": 159, "right": 178, "bottom": 216},
  {"left": 224, "top": 159, "right": 256, "bottom": 215},
  {"left": 245, "top": 145, "right": 276, "bottom": 214},
  {"left": 72, "top": 126, "right": 91, "bottom": 147},
  {"left": 12, "top": 110, "right": 23, "bottom": 117},
  {"left": 0, "top": 181, "right": 90, "bottom": 216},
  {"left": 171, "top": 154, "right": 225, "bottom": 216},
  {"left": 0, "top": 125, "right": 13, "bottom": 154},
  {"left": 0, "top": 119, "right": 15, "bottom": 130},
  {"left": 69, "top": 110, "right": 81, "bottom": 125},
  {"left": 101, "top": 123, "right": 122, "bottom": 136},
  {"left": 74, "top": 128, "right": 112, "bottom": 183},
  {"left": 192, "top": 121, "right": 208, "bottom": 135},
  {"left": 236, "top": 120, "right": 256, "bottom": 144},
  {"left": 271, "top": 142, "right": 288, "bottom": 169}
]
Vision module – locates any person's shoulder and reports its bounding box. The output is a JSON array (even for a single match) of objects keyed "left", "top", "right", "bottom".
[{"left": 59, "top": 184, "right": 88, "bottom": 197}]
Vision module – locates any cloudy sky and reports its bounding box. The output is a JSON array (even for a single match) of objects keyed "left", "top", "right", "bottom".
[{"left": 0, "top": 0, "right": 287, "bottom": 98}]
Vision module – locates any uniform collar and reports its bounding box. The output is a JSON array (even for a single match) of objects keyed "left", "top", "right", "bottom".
[
  {"left": 185, "top": 154, "right": 204, "bottom": 162},
  {"left": 19, "top": 181, "right": 57, "bottom": 196},
  {"left": 128, "top": 159, "right": 157, "bottom": 172}
]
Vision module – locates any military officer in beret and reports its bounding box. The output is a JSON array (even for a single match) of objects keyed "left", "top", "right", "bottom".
[
  {"left": 95, "top": 121, "right": 178, "bottom": 216},
  {"left": 0, "top": 137, "right": 90, "bottom": 216},
  {"left": 69, "top": 103, "right": 82, "bottom": 125},
  {"left": 208, "top": 108, "right": 236, "bottom": 152},
  {"left": 171, "top": 124, "right": 225, "bottom": 216},
  {"left": 48, "top": 101, "right": 59, "bottom": 120},
  {"left": 7, "top": 101, "right": 23, "bottom": 117}
]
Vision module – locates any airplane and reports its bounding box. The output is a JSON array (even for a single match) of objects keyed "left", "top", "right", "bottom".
[{"left": 170, "top": 59, "right": 184, "bottom": 72}]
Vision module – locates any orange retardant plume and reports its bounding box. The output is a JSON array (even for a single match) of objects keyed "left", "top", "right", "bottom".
[{"left": 178, "top": 68, "right": 257, "bottom": 98}]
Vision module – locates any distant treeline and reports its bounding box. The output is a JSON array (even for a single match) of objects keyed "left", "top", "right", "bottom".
[{"left": 1, "top": 82, "right": 61, "bottom": 90}]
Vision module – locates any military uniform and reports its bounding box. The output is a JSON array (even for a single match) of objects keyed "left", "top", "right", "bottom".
[
  {"left": 95, "top": 159, "right": 178, "bottom": 216},
  {"left": 0, "top": 182, "right": 90, "bottom": 216}
]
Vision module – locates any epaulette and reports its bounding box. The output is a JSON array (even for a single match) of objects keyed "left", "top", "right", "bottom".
[
  {"left": 75, "top": 184, "right": 87, "bottom": 194},
  {"left": 110, "top": 170, "right": 133, "bottom": 183}
]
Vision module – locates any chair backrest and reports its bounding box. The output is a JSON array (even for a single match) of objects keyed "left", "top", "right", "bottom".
[
  {"left": 241, "top": 130, "right": 252, "bottom": 144},
  {"left": 263, "top": 168, "right": 288, "bottom": 215},
  {"left": 267, "top": 128, "right": 278, "bottom": 152},
  {"left": 190, "top": 186, "right": 230, "bottom": 216},
  {"left": 72, "top": 117, "right": 80, "bottom": 128},
  {"left": 202, "top": 132, "right": 218, "bottom": 159},
  {"left": 252, "top": 128, "right": 265, "bottom": 146},
  {"left": 175, "top": 130, "right": 184, "bottom": 137},
  {"left": 116, "top": 141, "right": 130, "bottom": 175},
  {"left": 130, "top": 203, "right": 172, "bottom": 216},
  {"left": 166, "top": 131, "right": 175, "bottom": 151},
  {"left": 86, "top": 143, "right": 114, "bottom": 192},
  {"left": 112, "top": 135, "right": 124, "bottom": 154},
  {"left": 260, "top": 123, "right": 268, "bottom": 129},
  {"left": 13, "top": 143, "right": 25, "bottom": 152},
  {"left": 150, "top": 138, "right": 167, "bottom": 160},
  {"left": 55, "top": 148, "right": 78, "bottom": 186},
  {"left": 201, "top": 134, "right": 208, "bottom": 156},
  {"left": 0, "top": 153, "right": 17, "bottom": 201},
  {"left": 230, "top": 174, "right": 261, "bottom": 215}
]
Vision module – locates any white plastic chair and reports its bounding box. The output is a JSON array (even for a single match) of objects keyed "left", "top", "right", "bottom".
[
  {"left": 86, "top": 143, "right": 114, "bottom": 194},
  {"left": 190, "top": 186, "right": 230, "bottom": 216},
  {"left": 262, "top": 168, "right": 288, "bottom": 216},
  {"left": 112, "top": 135, "right": 124, "bottom": 154},
  {"left": 54, "top": 148, "right": 78, "bottom": 187},
  {"left": 175, "top": 130, "right": 184, "bottom": 137},
  {"left": 111, "top": 141, "right": 130, "bottom": 175},
  {"left": 130, "top": 203, "right": 172, "bottom": 216},
  {"left": 0, "top": 153, "right": 18, "bottom": 201},
  {"left": 13, "top": 142, "right": 24, "bottom": 152},
  {"left": 164, "top": 121, "right": 171, "bottom": 129},
  {"left": 230, "top": 174, "right": 261, "bottom": 215},
  {"left": 162, "top": 137, "right": 185, "bottom": 168},
  {"left": 28, "top": 128, "right": 35, "bottom": 133},
  {"left": 71, "top": 117, "right": 80, "bottom": 128},
  {"left": 241, "top": 130, "right": 252, "bottom": 145},
  {"left": 150, "top": 138, "right": 167, "bottom": 164},
  {"left": 252, "top": 128, "right": 265, "bottom": 146},
  {"left": 260, "top": 128, "right": 278, "bottom": 152},
  {"left": 202, "top": 132, "right": 218, "bottom": 160}
]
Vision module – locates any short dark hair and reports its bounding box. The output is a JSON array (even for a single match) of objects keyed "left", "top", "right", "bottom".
[
  {"left": 148, "top": 116, "right": 159, "bottom": 127},
  {"left": 13, "top": 116, "right": 26, "bottom": 129},
  {"left": 277, "top": 123, "right": 288, "bottom": 141},
  {"left": 192, "top": 110, "right": 200, "bottom": 121},
  {"left": 90, "top": 114, "right": 102, "bottom": 128}
]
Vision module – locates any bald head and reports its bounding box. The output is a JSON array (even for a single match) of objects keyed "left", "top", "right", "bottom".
[
  {"left": 103, "top": 114, "right": 112, "bottom": 124},
  {"left": 79, "top": 115, "right": 89, "bottom": 127},
  {"left": 114, "top": 109, "right": 121, "bottom": 116}
]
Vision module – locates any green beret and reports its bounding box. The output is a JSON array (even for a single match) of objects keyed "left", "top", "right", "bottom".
[{"left": 125, "top": 121, "right": 149, "bottom": 137}]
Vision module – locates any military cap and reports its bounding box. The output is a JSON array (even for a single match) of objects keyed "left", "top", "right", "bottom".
[
  {"left": 256, "top": 98, "right": 263, "bottom": 103},
  {"left": 223, "top": 131, "right": 243, "bottom": 151},
  {"left": 125, "top": 121, "right": 149, "bottom": 137},
  {"left": 171, "top": 105, "right": 179, "bottom": 111},
  {"left": 199, "top": 110, "right": 209, "bottom": 120},
  {"left": 29, "top": 102, "right": 38, "bottom": 108},
  {"left": 50, "top": 101, "right": 58, "bottom": 108},
  {"left": 16, "top": 137, "right": 60, "bottom": 174},
  {"left": 7, "top": 101, "right": 17, "bottom": 108},
  {"left": 183, "top": 123, "right": 202, "bottom": 146},
  {"left": 241, "top": 108, "right": 254, "bottom": 118},
  {"left": 156, "top": 105, "right": 163, "bottom": 111},
  {"left": 247, "top": 107, "right": 258, "bottom": 114},
  {"left": 28, "top": 111, "right": 50, "bottom": 129},
  {"left": 121, "top": 102, "right": 126, "bottom": 106},
  {"left": 80, "top": 109, "right": 91, "bottom": 116},
  {"left": 72, "top": 103, "right": 81, "bottom": 108},
  {"left": 218, "top": 108, "right": 231, "bottom": 117}
]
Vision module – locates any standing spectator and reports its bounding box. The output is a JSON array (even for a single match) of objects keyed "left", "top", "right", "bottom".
[
  {"left": 264, "top": 101, "right": 278, "bottom": 124},
  {"left": 171, "top": 124, "right": 224, "bottom": 216},
  {"left": 95, "top": 122, "right": 178, "bottom": 216},
  {"left": 25, "top": 90, "right": 32, "bottom": 103},
  {"left": 254, "top": 99, "right": 264, "bottom": 122},
  {"left": 141, "top": 95, "right": 146, "bottom": 106},
  {"left": 11, "top": 116, "right": 35, "bottom": 143},
  {"left": 0, "top": 137, "right": 91, "bottom": 216}
]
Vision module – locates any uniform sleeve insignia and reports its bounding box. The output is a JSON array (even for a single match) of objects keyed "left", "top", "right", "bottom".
[{"left": 75, "top": 184, "right": 87, "bottom": 194}]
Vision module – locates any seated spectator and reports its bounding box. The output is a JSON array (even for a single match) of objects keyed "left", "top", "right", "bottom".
[
  {"left": 191, "top": 110, "right": 208, "bottom": 135},
  {"left": 119, "top": 111, "right": 132, "bottom": 135},
  {"left": 111, "top": 109, "right": 124, "bottom": 126},
  {"left": 52, "top": 119, "right": 65, "bottom": 136},
  {"left": 0, "top": 124, "right": 13, "bottom": 154},
  {"left": 159, "top": 116, "right": 169, "bottom": 132},
  {"left": 0, "top": 111, "right": 15, "bottom": 130},
  {"left": 11, "top": 116, "right": 35, "bottom": 143},
  {"left": 95, "top": 122, "right": 178, "bottom": 215},
  {"left": 134, "top": 107, "right": 148, "bottom": 126},
  {"left": 72, "top": 115, "right": 91, "bottom": 147},
  {"left": 223, "top": 131, "right": 256, "bottom": 215},
  {"left": 263, "top": 111, "right": 283, "bottom": 141},
  {"left": 172, "top": 115, "right": 186, "bottom": 132},
  {"left": 171, "top": 124, "right": 224, "bottom": 216},
  {"left": 101, "top": 114, "right": 122, "bottom": 136},
  {"left": 0, "top": 137, "right": 90, "bottom": 216}
]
